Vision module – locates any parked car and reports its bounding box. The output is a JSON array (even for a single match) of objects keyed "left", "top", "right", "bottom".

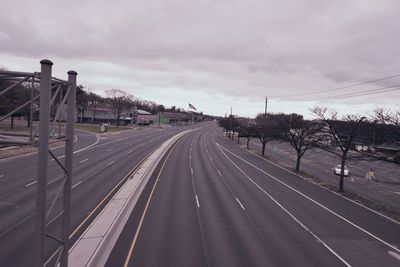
[{"left": 333, "top": 165, "right": 349, "bottom": 176}]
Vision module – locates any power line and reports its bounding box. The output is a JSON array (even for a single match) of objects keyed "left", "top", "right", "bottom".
[
  {"left": 324, "top": 84, "right": 400, "bottom": 100},
  {"left": 270, "top": 73, "right": 400, "bottom": 98}
]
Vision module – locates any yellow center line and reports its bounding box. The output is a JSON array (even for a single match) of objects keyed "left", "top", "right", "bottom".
[
  {"left": 123, "top": 141, "right": 178, "bottom": 267},
  {"left": 69, "top": 148, "right": 156, "bottom": 240}
]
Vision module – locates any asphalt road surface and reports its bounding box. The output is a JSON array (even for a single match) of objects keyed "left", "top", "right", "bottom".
[
  {"left": 247, "top": 138, "right": 400, "bottom": 211},
  {"left": 108, "top": 122, "right": 400, "bottom": 267},
  {"left": 0, "top": 125, "right": 187, "bottom": 266}
]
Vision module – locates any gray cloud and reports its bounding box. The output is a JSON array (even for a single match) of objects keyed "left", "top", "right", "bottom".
[{"left": 1, "top": 0, "right": 400, "bottom": 116}]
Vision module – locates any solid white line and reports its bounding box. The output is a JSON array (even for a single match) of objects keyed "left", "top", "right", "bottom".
[
  {"left": 79, "top": 158, "right": 89, "bottom": 164},
  {"left": 239, "top": 139, "right": 400, "bottom": 226},
  {"left": 217, "top": 142, "right": 400, "bottom": 254},
  {"left": 217, "top": 170, "right": 222, "bottom": 177},
  {"left": 236, "top": 197, "right": 245, "bottom": 210},
  {"left": 390, "top": 191, "right": 400, "bottom": 196},
  {"left": 216, "top": 144, "right": 352, "bottom": 267},
  {"left": 388, "top": 251, "right": 400, "bottom": 262},
  {"left": 196, "top": 195, "right": 200, "bottom": 208},
  {"left": 25, "top": 180, "right": 37, "bottom": 187},
  {"left": 33, "top": 132, "right": 101, "bottom": 163},
  {"left": 106, "top": 160, "right": 115, "bottom": 167},
  {"left": 72, "top": 181, "right": 82, "bottom": 190}
]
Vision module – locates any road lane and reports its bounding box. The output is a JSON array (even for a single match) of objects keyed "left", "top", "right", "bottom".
[
  {"left": 109, "top": 123, "right": 345, "bottom": 266},
  {"left": 211, "top": 129, "right": 400, "bottom": 266},
  {"left": 0, "top": 125, "right": 188, "bottom": 266},
  {"left": 197, "top": 129, "right": 345, "bottom": 266},
  {"left": 108, "top": 122, "right": 400, "bottom": 267},
  {"left": 108, "top": 128, "right": 207, "bottom": 267},
  {"left": 247, "top": 138, "right": 400, "bottom": 211},
  {"left": 213, "top": 132, "right": 400, "bottom": 246}
]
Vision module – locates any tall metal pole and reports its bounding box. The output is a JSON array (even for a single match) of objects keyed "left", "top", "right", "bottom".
[
  {"left": 59, "top": 87, "right": 63, "bottom": 137},
  {"left": 60, "top": 70, "right": 77, "bottom": 267},
  {"left": 35, "top": 59, "right": 53, "bottom": 267},
  {"left": 264, "top": 97, "right": 268, "bottom": 117},
  {"left": 229, "top": 107, "right": 232, "bottom": 140}
]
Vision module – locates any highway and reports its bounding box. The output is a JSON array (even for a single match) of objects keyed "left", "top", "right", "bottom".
[
  {"left": 108, "top": 122, "right": 400, "bottom": 267},
  {"left": 247, "top": 138, "right": 400, "bottom": 212},
  {"left": 0, "top": 125, "right": 187, "bottom": 266}
]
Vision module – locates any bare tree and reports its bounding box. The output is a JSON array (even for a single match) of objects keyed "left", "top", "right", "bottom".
[
  {"left": 76, "top": 85, "right": 89, "bottom": 123},
  {"left": 374, "top": 107, "right": 400, "bottom": 141},
  {"left": 238, "top": 120, "right": 257, "bottom": 149},
  {"left": 83, "top": 89, "right": 101, "bottom": 123},
  {"left": 255, "top": 113, "right": 284, "bottom": 157},
  {"left": 0, "top": 79, "right": 29, "bottom": 128},
  {"left": 312, "top": 107, "right": 366, "bottom": 192},
  {"left": 285, "top": 114, "right": 322, "bottom": 172},
  {"left": 106, "top": 89, "right": 131, "bottom": 127},
  {"left": 218, "top": 117, "right": 230, "bottom": 137}
]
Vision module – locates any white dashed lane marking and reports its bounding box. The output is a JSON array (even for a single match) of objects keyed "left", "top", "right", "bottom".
[{"left": 79, "top": 159, "right": 89, "bottom": 164}]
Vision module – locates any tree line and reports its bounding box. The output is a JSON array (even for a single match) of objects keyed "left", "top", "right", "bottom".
[
  {"left": 219, "top": 107, "right": 400, "bottom": 192},
  {"left": 0, "top": 79, "right": 189, "bottom": 128}
]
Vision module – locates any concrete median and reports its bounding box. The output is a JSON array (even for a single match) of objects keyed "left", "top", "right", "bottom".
[{"left": 68, "top": 130, "right": 191, "bottom": 267}]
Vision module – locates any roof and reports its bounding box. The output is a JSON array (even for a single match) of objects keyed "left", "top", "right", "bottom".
[{"left": 137, "top": 109, "right": 151, "bottom": 115}]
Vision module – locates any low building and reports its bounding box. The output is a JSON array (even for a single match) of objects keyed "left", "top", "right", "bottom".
[{"left": 75, "top": 106, "right": 155, "bottom": 126}]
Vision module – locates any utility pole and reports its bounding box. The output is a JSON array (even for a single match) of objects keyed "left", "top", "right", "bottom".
[
  {"left": 264, "top": 97, "right": 268, "bottom": 118},
  {"left": 229, "top": 107, "right": 232, "bottom": 140}
]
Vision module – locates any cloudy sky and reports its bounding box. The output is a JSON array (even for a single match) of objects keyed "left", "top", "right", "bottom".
[{"left": 1, "top": 0, "right": 400, "bottom": 118}]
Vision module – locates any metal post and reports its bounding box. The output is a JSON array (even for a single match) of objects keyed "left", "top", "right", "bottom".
[
  {"left": 35, "top": 59, "right": 53, "bottom": 267},
  {"left": 29, "top": 76, "right": 34, "bottom": 143},
  {"left": 60, "top": 70, "right": 77, "bottom": 267},
  {"left": 59, "top": 86, "right": 63, "bottom": 137}
]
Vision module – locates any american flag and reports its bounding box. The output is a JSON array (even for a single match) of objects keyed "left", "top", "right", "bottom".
[{"left": 188, "top": 103, "right": 197, "bottom": 111}]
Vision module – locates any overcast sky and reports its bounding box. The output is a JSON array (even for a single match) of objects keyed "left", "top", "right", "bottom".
[{"left": 1, "top": 0, "right": 400, "bottom": 118}]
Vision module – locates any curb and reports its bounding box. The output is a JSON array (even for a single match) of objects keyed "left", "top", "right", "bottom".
[{"left": 68, "top": 130, "right": 192, "bottom": 267}]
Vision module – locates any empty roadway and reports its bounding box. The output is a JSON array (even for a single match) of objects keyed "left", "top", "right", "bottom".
[
  {"left": 108, "top": 122, "right": 400, "bottom": 267},
  {"left": 0, "top": 125, "right": 187, "bottom": 266}
]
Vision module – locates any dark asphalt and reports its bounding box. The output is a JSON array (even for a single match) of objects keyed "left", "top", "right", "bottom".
[
  {"left": 0, "top": 125, "right": 187, "bottom": 266},
  {"left": 246, "top": 138, "right": 400, "bottom": 212},
  {"left": 108, "top": 122, "right": 400, "bottom": 267}
]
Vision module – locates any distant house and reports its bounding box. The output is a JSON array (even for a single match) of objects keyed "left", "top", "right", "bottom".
[
  {"left": 72, "top": 105, "right": 155, "bottom": 126},
  {"left": 135, "top": 110, "right": 155, "bottom": 125},
  {"left": 160, "top": 112, "right": 202, "bottom": 124}
]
